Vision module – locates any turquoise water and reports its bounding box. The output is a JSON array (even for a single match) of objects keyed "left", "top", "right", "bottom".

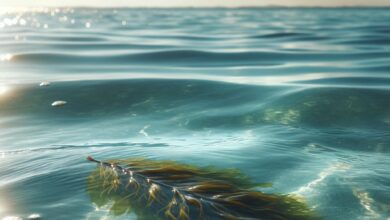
[{"left": 0, "top": 8, "right": 390, "bottom": 219}]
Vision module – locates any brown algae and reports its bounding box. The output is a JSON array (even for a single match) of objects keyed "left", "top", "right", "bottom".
[{"left": 86, "top": 156, "right": 320, "bottom": 220}]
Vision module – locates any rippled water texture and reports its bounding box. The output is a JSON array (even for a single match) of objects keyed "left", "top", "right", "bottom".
[{"left": 0, "top": 8, "right": 389, "bottom": 220}]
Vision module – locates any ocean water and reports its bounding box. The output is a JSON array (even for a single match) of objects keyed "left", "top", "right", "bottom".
[{"left": 0, "top": 7, "right": 390, "bottom": 220}]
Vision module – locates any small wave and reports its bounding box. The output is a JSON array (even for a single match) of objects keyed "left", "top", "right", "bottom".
[
  {"left": 10, "top": 50, "right": 285, "bottom": 66},
  {"left": 135, "top": 34, "right": 224, "bottom": 41},
  {"left": 337, "top": 37, "right": 390, "bottom": 46},
  {"left": 295, "top": 76, "right": 390, "bottom": 88},
  {"left": 0, "top": 142, "right": 169, "bottom": 156},
  {"left": 250, "top": 32, "right": 309, "bottom": 39},
  {"left": 0, "top": 42, "right": 175, "bottom": 52},
  {"left": 20, "top": 34, "right": 109, "bottom": 42},
  {"left": 1, "top": 79, "right": 389, "bottom": 130},
  {"left": 10, "top": 50, "right": 390, "bottom": 67}
]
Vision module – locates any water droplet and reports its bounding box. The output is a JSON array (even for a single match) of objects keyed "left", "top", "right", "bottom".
[
  {"left": 85, "top": 22, "right": 91, "bottom": 28},
  {"left": 39, "top": 82, "right": 50, "bottom": 87},
  {"left": 121, "top": 20, "right": 127, "bottom": 25},
  {"left": 51, "top": 101, "right": 67, "bottom": 107},
  {"left": 28, "top": 214, "right": 41, "bottom": 220}
]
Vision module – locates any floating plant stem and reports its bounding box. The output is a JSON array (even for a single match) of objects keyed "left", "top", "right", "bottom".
[{"left": 86, "top": 156, "right": 321, "bottom": 220}]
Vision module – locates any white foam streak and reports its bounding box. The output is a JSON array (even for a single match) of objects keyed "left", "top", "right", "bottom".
[
  {"left": 353, "top": 188, "right": 382, "bottom": 220},
  {"left": 294, "top": 162, "right": 351, "bottom": 195},
  {"left": 139, "top": 125, "right": 150, "bottom": 137}
]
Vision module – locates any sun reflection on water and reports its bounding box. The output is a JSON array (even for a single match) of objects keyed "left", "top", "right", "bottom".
[
  {"left": 0, "top": 197, "right": 8, "bottom": 217},
  {"left": 0, "top": 85, "right": 9, "bottom": 96},
  {"left": 0, "top": 54, "right": 12, "bottom": 62}
]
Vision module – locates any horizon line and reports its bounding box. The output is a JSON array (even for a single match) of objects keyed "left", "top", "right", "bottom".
[{"left": 2, "top": 5, "right": 390, "bottom": 9}]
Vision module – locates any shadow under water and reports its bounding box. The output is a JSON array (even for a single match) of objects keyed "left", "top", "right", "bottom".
[{"left": 86, "top": 157, "right": 320, "bottom": 220}]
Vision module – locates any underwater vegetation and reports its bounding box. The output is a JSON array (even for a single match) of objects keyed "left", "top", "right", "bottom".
[
  {"left": 86, "top": 156, "right": 320, "bottom": 220},
  {"left": 185, "top": 88, "right": 390, "bottom": 129}
]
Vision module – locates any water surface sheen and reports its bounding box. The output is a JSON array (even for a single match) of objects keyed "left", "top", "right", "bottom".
[{"left": 0, "top": 8, "right": 389, "bottom": 220}]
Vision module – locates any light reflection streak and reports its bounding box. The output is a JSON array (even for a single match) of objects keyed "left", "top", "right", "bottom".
[
  {"left": 353, "top": 188, "right": 381, "bottom": 219},
  {"left": 294, "top": 162, "right": 351, "bottom": 195}
]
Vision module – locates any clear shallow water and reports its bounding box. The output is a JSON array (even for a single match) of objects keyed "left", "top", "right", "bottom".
[{"left": 0, "top": 7, "right": 390, "bottom": 220}]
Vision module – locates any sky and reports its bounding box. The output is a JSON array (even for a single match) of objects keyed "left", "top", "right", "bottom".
[{"left": 1, "top": 0, "right": 390, "bottom": 7}]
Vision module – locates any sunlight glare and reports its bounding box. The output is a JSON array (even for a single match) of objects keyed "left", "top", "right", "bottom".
[
  {"left": 0, "top": 54, "right": 13, "bottom": 62},
  {"left": 0, "top": 85, "right": 10, "bottom": 96}
]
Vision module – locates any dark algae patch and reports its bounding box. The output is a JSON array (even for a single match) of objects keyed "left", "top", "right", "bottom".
[{"left": 86, "top": 157, "right": 320, "bottom": 220}]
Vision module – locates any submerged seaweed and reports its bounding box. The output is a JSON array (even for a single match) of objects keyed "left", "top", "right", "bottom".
[{"left": 86, "top": 156, "right": 320, "bottom": 220}]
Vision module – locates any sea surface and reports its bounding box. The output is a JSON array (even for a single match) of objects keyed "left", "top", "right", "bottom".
[{"left": 0, "top": 7, "right": 389, "bottom": 220}]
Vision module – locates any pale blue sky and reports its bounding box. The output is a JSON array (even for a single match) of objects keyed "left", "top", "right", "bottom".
[{"left": 1, "top": 0, "right": 390, "bottom": 7}]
